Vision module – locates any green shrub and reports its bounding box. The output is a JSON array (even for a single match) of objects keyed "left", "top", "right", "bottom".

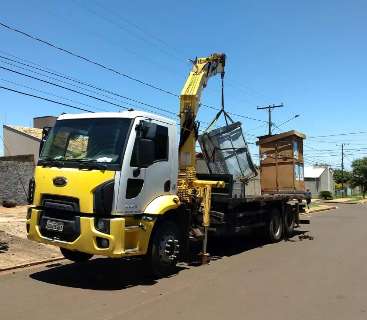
[{"left": 319, "top": 191, "right": 333, "bottom": 200}]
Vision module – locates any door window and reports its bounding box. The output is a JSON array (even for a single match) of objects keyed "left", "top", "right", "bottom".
[{"left": 131, "top": 124, "right": 169, "bottom": 167}]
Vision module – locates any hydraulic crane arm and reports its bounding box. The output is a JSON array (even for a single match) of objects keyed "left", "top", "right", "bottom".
[
  {"left": 177, "top": 53, "right": 226, "bottom": 203},
  {"left": 179, "top": 53, "right": 226, "bottom": 171},
  {"left": 177, "top": 53, "right": 226, "bottom": 263}
]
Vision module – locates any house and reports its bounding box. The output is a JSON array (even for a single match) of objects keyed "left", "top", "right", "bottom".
[
  {"left": 2, "top": 116, "right": 56, "bottom": 163},
  {"left": 1, "top": 116, "right": 57, "bottom": 204},
  {"left": 304, "top": 166, "right": 334, "bottom": 197}
]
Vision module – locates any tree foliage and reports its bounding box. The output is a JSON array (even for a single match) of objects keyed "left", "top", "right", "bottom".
[
  {"left": 333, "top": 169, "right": 352, "bottom": 184},
  {"left": 350, "top": 157, "right": 367, "bottom": 198}
]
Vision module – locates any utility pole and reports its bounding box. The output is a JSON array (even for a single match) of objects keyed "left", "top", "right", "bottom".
[
  {"left": 257, "top": 104, "right": 284, "bottom": 135},
  {"left": 341, "top": 143, "right": 344, "bottom": 196}
]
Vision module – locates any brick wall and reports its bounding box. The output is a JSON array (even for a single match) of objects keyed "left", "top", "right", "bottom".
[{"left": 0, "top": 155, "right": 35, "bottom": 205}]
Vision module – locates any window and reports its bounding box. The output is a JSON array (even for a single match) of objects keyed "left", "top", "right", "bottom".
[
  {"left": 293, "top": 140, "right": 299, "bottom": 159},
  {"left": 154, "top": 125, "right": 168, "bottom": 160},
  {"left": 131, "top": 124, "right": 169, "bottom": 167},
  {"left": 294, "top": 163, "right": 304, "bottom": 181},
  {"left": 39, "top": 118, "right": 132, "bottom": 168}
]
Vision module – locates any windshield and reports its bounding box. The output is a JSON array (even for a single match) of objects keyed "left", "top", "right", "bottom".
[{"left": 39, "top": 118, "right": 132, "bottom": 169}]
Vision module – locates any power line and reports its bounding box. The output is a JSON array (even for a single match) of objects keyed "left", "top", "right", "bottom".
[
  {"left": 0, "top": 65, "right": 134, "bottom": 111},
  {"left": 0, "top": 53, "right": 262, "bottom": 122},
  {"left": 94, "top": 1, "right": 187, "bottom": 60},
  {"left": 75, "top": 0, "right": 186, "bottom": 63},
  {"left": 275, "top": 114, "right": 300, "bottom": 129},
  {"left": 0, "top": 55, "right": 177, "bottom": 116},
  {"left": 0, "top": 21, "right": 178, "bottom": 97},
  {"left": 0, "top": 85, "right": 93, "bottom": 113},
  {"left": 308, "top": 131, "right": 367, "bottom": 139},
  {"left": 0, "top": 77, "right": 110, "bottom": 112},
  {"left": 257, "top": 103, "right": 284, "bottom": 135},
  {"left": 0, "top": 23, "right": 266, "bottom": 123}
]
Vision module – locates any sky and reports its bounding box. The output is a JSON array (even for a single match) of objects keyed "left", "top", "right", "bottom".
[{"left": 1, "top": 0, "right": 367, "bottom": 169}]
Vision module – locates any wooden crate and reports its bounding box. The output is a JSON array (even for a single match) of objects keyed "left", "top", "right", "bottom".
[{"left": 256, "top": 130, "right": 306, "bottom": 194}]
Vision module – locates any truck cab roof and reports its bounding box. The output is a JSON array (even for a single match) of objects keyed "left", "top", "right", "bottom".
[{"left": 57, "top": 110, "right": 176, "bottom": 126}]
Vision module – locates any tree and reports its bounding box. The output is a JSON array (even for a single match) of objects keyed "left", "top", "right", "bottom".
[
  {"left": 333, "top": 169, "right": 352, "bottom": 185},
  {"left": 350, "top": 157, "right": 367, "bottom": 198}
]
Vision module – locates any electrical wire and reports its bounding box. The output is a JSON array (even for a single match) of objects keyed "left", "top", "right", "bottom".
[
  {"left": 0, "top": 56, "right": 177, "bottom": 116},
  {"left": 74, "top": 0, "right": 186, "bottom": 63},
  {"left": 0, "top": 85, "right": 93, "bottom": 112},
  {"left": 0, "top": 65, "right": 133, "bottom": 111},
  {"left": 0, "top": 78, "right": 109, "bottom": 112},
  {"left": 308, "top": 131, "right": 367, "bottom": 139},
  {"left": 0, "top": 22, "right": 266, "bottom": 123},
  {"left": 0, "top": 21, "right": 178, "bottom": 97}
]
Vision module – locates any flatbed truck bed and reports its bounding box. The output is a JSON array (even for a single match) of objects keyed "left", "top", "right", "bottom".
[{"left": 196, "top": 174, "right": 308, "bottom": 239}]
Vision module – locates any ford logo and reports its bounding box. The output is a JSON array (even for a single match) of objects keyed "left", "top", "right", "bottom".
[{"left": 53, "top": 177, "right": 67, "bottom": 187}]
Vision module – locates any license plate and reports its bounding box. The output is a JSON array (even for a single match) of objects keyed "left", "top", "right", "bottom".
[{"left": 45, "top": 220, "right": 64, "bottom": 232}]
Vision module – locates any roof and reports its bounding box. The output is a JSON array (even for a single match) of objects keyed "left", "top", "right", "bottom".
[
  {"left": 304, "top": 166, "right": 327, "bottom": 178},
  {"left": 33, "top": 115, "right": 56, "bottom": 119},
  {"left": 4, "top": 125, "right": 42, "bottom": 141},
  {"left": 256, "top": 130, "right": 306, "bottom": 145},
  {"left": 58, "top": 111, "right": 176, "bottom": 126}
]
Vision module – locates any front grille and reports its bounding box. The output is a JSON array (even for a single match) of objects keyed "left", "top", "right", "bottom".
[
  {"left": 42, "top": 194, "right": 80, "bottom": 212},
  {"left": 39, "top": 195, "right": 81, "bottom": 242},
  {"left": 39, "top": 211, "right": 81, "bottom": 242}
]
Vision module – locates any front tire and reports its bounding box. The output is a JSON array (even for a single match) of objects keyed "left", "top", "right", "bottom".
[
  {"left": 267, "top": 209, "right": 283, "bottom": 242},
  {"left": 148, "top": 220, "right": 181, "bottom": 278},
  {"left": 60, "top": 248, "right": 93, "bottom": 263}
]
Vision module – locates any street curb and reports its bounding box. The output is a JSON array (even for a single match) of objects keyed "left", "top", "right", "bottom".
[
  {"left": 0, "top": 256, "right": 65, "bottom": 273},
  {"left": 323, "top": 201, "right": 365, "bottom": 205},
  {"left": 308, "top": 206, "right": 337, "bottom": 214}
]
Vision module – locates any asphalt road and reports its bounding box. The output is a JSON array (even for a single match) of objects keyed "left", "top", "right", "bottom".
[{"left": 1, "top": 204, "right": 366, "bottom": 320}]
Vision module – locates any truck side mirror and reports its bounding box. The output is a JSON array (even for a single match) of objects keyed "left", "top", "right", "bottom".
[
  {"left": 139, "top": 121, "right": 157, "bottom": 139},
  {"left": 135, "top": 138, "right": 155, "bottom": 168},
  {"left": 39, "top": 126, "right": 51, "bottom": 156}
]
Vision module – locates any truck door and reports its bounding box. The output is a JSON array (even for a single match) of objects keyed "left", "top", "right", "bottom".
[{"left": 116, "top": 119, "right": 174, "bottom": 214}]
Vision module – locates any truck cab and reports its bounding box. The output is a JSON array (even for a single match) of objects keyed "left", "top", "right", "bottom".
[{"left": 27, "top": 111, "right": 181, "bottom": 266}]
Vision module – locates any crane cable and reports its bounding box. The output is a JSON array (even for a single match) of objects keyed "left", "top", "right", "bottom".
[{"left": 204, "top": 73, "right": 234, "bottom": 132}]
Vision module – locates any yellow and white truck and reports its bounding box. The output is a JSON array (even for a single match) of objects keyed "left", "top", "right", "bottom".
[{"left": 26, "top": 53, "right": 307, "bottom": 276}]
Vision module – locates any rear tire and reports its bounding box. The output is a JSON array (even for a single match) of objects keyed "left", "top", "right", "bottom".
[
  {"left": 147, "top": 220, "right": 181, "bottom": 278},
  {"left": 267, "top": 209, "right": 283, "bottom": 242},
  {"left": 60, "top": 248, "right": 93, "bottom": 262},
  {"left": 284, "top": 209, "right": 295, "bottom": 236}
]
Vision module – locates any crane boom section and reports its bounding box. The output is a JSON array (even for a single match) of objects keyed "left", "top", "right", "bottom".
[
  {"left": 179, "top": 53, "right": 225, "bottom": 170},
  {"left": 178, "top": 53, "right": 225, "bottom": 202}
]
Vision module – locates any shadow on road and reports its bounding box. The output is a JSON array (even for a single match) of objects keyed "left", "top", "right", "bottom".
[
  {"left": 30, "top": 229, "right": 310, "bottom": 290},
  {"left": 190, "top": 229, "right": 310, "bottom": 264},
  {"left": 30, "top": 257, "right": 186, "bottom": 290}
]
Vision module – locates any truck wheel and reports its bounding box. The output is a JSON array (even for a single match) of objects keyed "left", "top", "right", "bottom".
[
  {"left": 148, "top": 220, "right": 181, "bottom": 278},
  {"left": 284, "top": 210, "right": 295, "bottom": 236},
  {"left": 60, "top": 248, "right": 93, "bottom": 263},
  {"left": 267, "top": 210, "right": 283, "bottom": 242}
]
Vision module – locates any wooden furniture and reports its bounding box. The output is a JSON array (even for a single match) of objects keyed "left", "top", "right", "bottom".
[{"left": 257, "top": 130, "right": 306, "bottom": 194}]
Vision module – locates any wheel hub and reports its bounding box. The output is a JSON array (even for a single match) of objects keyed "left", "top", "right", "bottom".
[{"left": 159, "top": 236, "right": 180, "bottom": 263}]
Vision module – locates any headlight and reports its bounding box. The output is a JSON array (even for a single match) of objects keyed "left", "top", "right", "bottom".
[{"left": 93, "top": 180, "right": 114, "bottom": 215}]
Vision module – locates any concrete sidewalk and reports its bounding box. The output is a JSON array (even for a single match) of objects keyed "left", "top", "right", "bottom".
[
  {"left": 323, "top": 198, "right": 367, "bottom": 205},
  {"left": 306, "top": 204, "right": 337, "bottom": 214},
  {"left": 0, "top": 206, "right": 61, "bottom": 271}
]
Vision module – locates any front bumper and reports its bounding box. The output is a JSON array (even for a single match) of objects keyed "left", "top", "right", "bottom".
[{"left": 26, "top": 208, "right": 153, "bottom": 258}]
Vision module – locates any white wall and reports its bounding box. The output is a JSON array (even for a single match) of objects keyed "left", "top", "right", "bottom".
[{"left": 3, "top": 127, "right": 40, "bottom": 162}]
